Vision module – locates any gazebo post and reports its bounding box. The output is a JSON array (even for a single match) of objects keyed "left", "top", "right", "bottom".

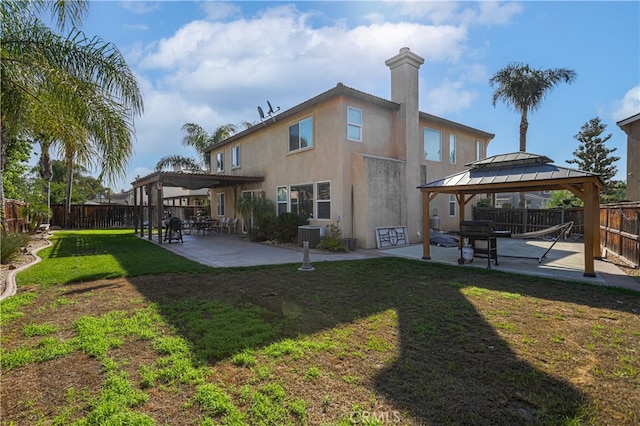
[
  {"left": 422, "top": 191, "right": 431, "bottom": 259},
  {"left": 582, "top": 182, "right": 597, "bottom": 277}
]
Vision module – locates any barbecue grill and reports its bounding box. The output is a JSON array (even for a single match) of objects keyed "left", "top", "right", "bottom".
[{"left": 451, "top": 220, "right": 511, "bottom": 268}]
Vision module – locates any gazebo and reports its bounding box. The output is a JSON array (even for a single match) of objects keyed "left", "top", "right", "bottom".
[
  {"left": 131, "top": 171, "right": 264, "bottom": 243},
  {"left": 418, "top": 152, "right": 603, "bottom": 277}
]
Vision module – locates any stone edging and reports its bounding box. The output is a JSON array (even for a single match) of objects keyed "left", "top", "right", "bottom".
[{"left": 0, "top": 238, "right": 52, "bottom": 301}]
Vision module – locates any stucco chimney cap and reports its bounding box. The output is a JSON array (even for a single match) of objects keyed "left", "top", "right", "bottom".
[{"left": 385, "top": 47, "right": 425, "bottom": 69}]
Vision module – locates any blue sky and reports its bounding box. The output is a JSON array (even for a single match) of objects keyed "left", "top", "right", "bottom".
[{"left": 71, "top": 1, "right": 639, "bottom": 191}]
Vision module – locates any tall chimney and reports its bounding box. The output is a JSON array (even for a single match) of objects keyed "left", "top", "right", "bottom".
[
  {"left": 385, "top": 47, "right": 425, "bottom": 108},
  {"left": 385, "top": 47, "right": 425, "bottom": 242}
]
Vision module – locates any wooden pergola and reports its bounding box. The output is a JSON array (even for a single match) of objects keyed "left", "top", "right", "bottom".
[
  {"left": 418, "top": 153, "right": 603, "bottom": 277},
  {"left": 131, "top": 171, "right": 264, "bottom": 244}
]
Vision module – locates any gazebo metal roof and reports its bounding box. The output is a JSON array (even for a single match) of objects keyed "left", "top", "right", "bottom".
[
  {"left": 418, "top": 152, "right": 603, "bottom": 277},
  {"left": 420, "top": 152, "right": 602, "bottom": 193}
]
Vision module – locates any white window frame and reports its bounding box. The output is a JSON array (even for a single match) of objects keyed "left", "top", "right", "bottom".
[
  {"left": 216, "top": 193, "right": 225, "bottom": 216},
  {"left": 288, "top": 117, "right": 313, "bottom": 152},
  {"left": 290, "top": 183, "right": 314, "bottom": 218},
  {"left": 476, "top": 140, "right": 483, "bottom": 161},
  {"left": 316, "top": 181, "right": 331, "bottom": 220},
  {"left": 231, "top": 145, "right": 240, "bottom": 169},
  {"left": 276, "top": 186, "right": 288, "bottom": 217},
  {"left": 449, "top": 134, "right": 456, "bottom": 164},
  {"left": 347, "top": 106, "right": 362, "bottom": 142},
  {"left": 216, "top": 152, "right": 224, "bottom": 172},
  {"left": 424, "top": 128, "right": 442, "bottom": 162},
  {"left": 449, "top": 194, "right": 456, "bottom": 217}
]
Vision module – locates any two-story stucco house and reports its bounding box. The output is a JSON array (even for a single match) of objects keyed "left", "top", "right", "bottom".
[
  {"left": 617, "top": 112, "right": 640, "bottom": 201},
  {"left": 204, "top": 47, "right": 494, "bottom": 249}
]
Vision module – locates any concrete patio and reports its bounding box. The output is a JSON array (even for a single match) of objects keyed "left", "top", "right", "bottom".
[{"left": 147, "top": 232, "right": 640, "bottom": 292}]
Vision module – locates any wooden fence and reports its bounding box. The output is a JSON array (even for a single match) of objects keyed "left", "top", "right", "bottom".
[
  {"left": 49, "top": 204, "right": 138, "bottom": 229},
  {"left": 48, "top": 204, "right": 201, "bottom": 229},
  {"left": 473, "top": 207, "right": 584, "bottom": 236},
  {"left": 599, "top": 202, "right": 640, "bottom": 268},
  {"left": 2, "top": 199, "right": 30, "bottom": 233}
]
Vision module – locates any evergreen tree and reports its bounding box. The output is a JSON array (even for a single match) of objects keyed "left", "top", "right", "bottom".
[{"left": 566, "top": 117, "right": 622, "bottom": 202}]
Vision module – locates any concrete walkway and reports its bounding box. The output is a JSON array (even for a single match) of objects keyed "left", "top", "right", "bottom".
[{"left": 146, "top": 232, "right": 640, "bottom": 292}]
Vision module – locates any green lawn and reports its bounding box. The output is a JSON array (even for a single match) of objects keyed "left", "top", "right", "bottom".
[
  {"left": 16, "top": 230, "right": 213, "bottom": 286},
  {"left": 2, "top": 230, "right": 639, "bottom": 425}
]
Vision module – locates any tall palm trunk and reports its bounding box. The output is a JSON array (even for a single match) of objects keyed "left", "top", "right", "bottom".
[
  {"left": 0, "top": 123, "right": 8, "bottom": 233},
  {"left": 65, "top": 151, "right": 75, "bottom": 229},
  {"left": 38, "top": 139, "right": 54, "bottom": 215}
]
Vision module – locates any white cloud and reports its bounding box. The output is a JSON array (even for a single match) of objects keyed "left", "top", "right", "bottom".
[
  {"left": 121, "top": 1, "right": 161, "bottom": 15},
  {"left": 200, "top": 1, "right": 241, "bottom": 21},
  {"left": 398, "top": 1, "right": 522, "bottom": 27},
  {"left": 424, "top": 78, "right": 479, "bottom": 115},
  {"left": 611, "top": 85, "right": 640, "bottom": 122}
]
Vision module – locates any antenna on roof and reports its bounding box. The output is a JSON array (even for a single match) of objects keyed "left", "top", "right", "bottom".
[
  {"left": 266, "top": 100, "right": 280, "bottom": 116},
  {"left": 258, "top": 100, "right": 280, "bottom": 123}
]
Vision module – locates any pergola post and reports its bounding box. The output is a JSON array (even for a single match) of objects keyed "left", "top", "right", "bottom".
[
  {"left": 146, "top": 184, "right": 153, "bottom": 241},
  {"left": 156, "top": 182, "right": 163, "bottom": 244},
  {"left": 133, "top": 187, "right": 139, "bottom": 234}
]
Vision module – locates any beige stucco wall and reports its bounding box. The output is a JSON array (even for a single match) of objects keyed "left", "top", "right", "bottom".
[{"left": 624, "top": 121, "right": 640, "bottom": 201}]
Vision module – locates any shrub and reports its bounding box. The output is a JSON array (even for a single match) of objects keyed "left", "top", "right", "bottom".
[
  {"left": 1, "top": 232, "right": 29, "bottom": 264},
  {"left": 273, "top": 213, "right": 308, "bottom": 244},
  {"left": 316, "top": 237, "right": 346, "bottom": 252},
  {"left": 316, "top": 224, "right": 346, "bottom": 252}
]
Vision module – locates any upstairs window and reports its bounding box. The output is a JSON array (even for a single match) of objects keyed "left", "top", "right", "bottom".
[
  {"left": 449, "top": 134, "right": 456, "bottom": 164},
  {"left": 289, "top": 117, "right": 313, "bottom": 152},
  {"left": 216, "top": 152, "right": 224, "bottom": 172},
  {"left": 347, "top": 107, "right": 362, "bottom": 142},
  {"left": 424, "top": 128, "right": 441, "bottom": 162},
  {"left": 476, "top": 140, "right": 483, "bottom": 161},
  {"left": 449, "top": 194, "right": 456, "bottom": 216},
  {"left": 231, "top": 145, "right": 240, "bottom": 168}
]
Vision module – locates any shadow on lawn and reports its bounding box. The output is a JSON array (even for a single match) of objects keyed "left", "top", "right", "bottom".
[{"left": 119, "top": 256, "right": 640, "bottom": 424}]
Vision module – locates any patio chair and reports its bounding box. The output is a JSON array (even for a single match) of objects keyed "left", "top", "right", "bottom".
[
  {"left": 223, "top": 217, "right": 238, "bottom": 234},
  {"left": 214, "top": 217, "right": 228, "bottom": 234},
  {"left": 182, "top": 219, "right": 193, "bottom": 235}
]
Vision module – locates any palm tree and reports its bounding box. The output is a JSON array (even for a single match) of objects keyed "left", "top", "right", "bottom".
[
  {"left": 489, "top": 63, "right": 576, "bottom": 152},
  {"left": 155, "top": 122, "right": 244, "bottom": 172},
  {"left": 490, "top": 63, "right": 576, "bottom": 208},
  {"left": 1, "top": 0, "right": 144, "bottom": 228}
]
